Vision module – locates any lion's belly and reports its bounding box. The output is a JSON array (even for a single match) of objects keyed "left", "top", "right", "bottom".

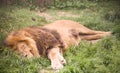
[
  {"left": 57, "top": 30, "right": 81, "bottom": 50},
  {"left": 59, "top": 31, "right": 79, "bottom": 49}
]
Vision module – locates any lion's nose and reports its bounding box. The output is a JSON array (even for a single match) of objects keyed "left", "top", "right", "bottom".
[{"left": 3, "top": 40, "right": 7, "bottom": 46}]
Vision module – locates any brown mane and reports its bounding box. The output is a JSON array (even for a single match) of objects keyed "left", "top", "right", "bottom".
[{"left": 24, "top": 26, "right": 64, "bottom": 56}]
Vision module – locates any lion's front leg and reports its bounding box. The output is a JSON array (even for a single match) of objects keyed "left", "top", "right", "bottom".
[{"left": 48, "top": 47, "right": 66, "bottom": 70}]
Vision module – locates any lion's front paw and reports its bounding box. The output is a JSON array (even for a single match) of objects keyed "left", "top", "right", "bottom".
[
  {"left": 51, "top": 59, "right": 63, "bottom": 70},
  {"left": 60, "top": 58, "right": 66, "bottom": 66},
  {"left": 58, "top": 54, "right": 67, "bottom": 66}
]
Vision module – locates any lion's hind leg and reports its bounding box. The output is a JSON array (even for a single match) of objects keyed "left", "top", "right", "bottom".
[
  {"left": 71, "top": 28, "right": 111, "bottom": 41},
  {"left": 79, "top": 31, "right": 111, "bottom": 41}
]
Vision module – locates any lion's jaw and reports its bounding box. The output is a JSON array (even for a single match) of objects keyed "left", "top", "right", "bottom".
[{"left": 15, "top": 42, "right": 34, "bottom": 58}]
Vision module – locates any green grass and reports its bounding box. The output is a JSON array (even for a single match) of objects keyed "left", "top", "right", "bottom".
[
  {"left": 59, "top": 38, "right": 120, "bottom": 73},
  {"left": 0, "top": 6, "right": 47, "bottom": 45},
  {"left": 0, "top": 1, "right": 120, "bottom": 73}
]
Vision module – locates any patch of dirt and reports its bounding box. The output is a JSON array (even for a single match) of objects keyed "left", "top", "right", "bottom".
[
  {"left": 57, "top": 11, "right": 79, "bottom": 17},
  {"left": 36, "top": 11, "right": 80, "bottom": 21},
  {"left": 36, "top": 12, "right": 54, "bottom": 21}
]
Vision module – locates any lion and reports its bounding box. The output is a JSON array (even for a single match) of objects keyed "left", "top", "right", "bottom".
[{"left": 4, "top": 20, "right": 111, "bottom": 70}]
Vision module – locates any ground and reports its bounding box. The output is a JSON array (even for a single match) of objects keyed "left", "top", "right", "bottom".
[
  {"left": 0, "top": 1, "right": 120, "bottom": 73},
  {"left": 36, "top": 11, "right": 79, "bottom": 22}
]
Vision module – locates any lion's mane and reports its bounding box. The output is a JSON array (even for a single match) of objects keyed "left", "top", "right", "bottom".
[{"left": 23, "top": 26, "right": 64, "bottom": 56}]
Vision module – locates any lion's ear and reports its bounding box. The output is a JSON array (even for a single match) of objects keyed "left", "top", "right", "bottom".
[
  {"left": 12, "top": 31, "right": 30, "bottom": 37},
  {"left": 22, "top": 31, "right": 32, "bottom": 37},
  {"left": 10, "top": 31, "right": 30, "bottom": 43},
  {"left": 18, "top": 31, "right": 32, "bottom": 41}
]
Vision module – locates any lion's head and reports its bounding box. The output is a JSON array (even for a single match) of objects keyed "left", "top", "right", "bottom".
[{"left": 4, "top": 30, "right": 36, "bottom": 58}]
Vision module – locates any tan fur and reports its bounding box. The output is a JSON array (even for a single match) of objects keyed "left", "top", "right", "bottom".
[
  {"left": 43, "top": 20, "right": 111, "bottom": 50},
  {"left": 4, "top": 20, "right": 111, "bottom": 70}
]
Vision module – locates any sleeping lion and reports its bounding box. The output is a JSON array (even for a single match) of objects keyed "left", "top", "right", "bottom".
[{"left": 4, "top": 20, "right": 111, "bottom": 70}]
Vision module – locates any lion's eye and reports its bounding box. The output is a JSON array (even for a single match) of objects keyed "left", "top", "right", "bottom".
[
  {"left": 8, "top": 45, "right": 13, "bottom": 48},
  {"left": 19, "top": 40, "right": 25, "bottom": 42},
  {"left": 13, "top": 48, "right": 17, "bottom": 51}
]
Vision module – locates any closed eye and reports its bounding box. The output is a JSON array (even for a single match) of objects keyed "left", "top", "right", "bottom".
[
  {"left": 8, "top": 45, "right": 13, "bottom": 48},
  {"left": 19, "top": 40, "right": 26, "bottom": 42}
]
